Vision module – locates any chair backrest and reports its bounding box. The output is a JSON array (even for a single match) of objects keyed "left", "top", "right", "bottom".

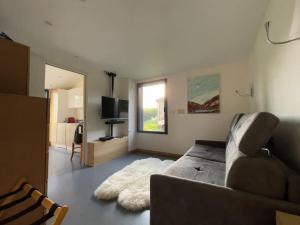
[{"left": 74, "top": 123, "right": 84, "bottom": 144}]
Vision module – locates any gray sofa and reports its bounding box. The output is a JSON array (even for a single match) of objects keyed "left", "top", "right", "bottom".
[{"left": 150, "top": 112, "right": 300, "bottom": 225}]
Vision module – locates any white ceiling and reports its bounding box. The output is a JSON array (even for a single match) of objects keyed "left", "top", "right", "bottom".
[
  {"left": 45, "top": 65, "right": 83, "bottom": 89},
  {"left": 0, "top": 0, "right": 269, "bottom": 78}
]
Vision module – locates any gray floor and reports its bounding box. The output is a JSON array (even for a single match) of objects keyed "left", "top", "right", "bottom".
[
  {"left": 47, "top": 150, "right": 167, "bottom": 225},
  {"left": 48, "top": 147, "right": 82, "bottom": 177}
]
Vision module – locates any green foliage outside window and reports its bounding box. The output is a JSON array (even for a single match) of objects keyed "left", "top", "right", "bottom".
[{"left": 143, "top": 108, "right": 163, "bottom": 131}]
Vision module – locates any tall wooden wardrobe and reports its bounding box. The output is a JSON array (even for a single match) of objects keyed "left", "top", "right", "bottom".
[{"left": 0, "top": 38, "right": 48, "bottom": 224}]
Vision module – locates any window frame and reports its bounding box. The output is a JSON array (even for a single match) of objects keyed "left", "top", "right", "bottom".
[{"left": 137, "top": 79, "right": 168, "bottom": 134}]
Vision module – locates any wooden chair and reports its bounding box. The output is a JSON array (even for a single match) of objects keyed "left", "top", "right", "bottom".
[
  {"left": 71, "top": 123, "right": 84, "bottom": 163},
  {"left": 71, "top": 142, "right": 83, "bottom": 162},
  {"left": 0, "top": 178, "right": 68, "bottom": 225}
]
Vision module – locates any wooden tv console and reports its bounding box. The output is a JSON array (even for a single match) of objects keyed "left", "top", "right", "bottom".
[{"left": 87, "top": 136, "right": 128, "bottom": 166}]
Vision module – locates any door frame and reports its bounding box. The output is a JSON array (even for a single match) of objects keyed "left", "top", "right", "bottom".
[{"left": 44, "top": 63, "right": 88, "bottom": 166}]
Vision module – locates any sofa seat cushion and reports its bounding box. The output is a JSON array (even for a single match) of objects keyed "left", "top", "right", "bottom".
[
  {"left": 164, "top": 156, "right": 225, "bottom": 186},
  {"left": 225, "top": 152, "right": 287, "bottom": 200},
  {"left": 186, "top": 144, "right": 225, "bottom": 163}
]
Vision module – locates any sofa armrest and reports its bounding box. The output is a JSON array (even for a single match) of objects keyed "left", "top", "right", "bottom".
[
  {"left": 195, "top": 140, "right": 226, "bottom": 148},
  {"left": 150, "top": 174, "right": 300, "bottom": 225}
]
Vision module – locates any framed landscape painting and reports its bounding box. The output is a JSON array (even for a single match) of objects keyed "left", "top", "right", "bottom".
[{"left": 187, "top": 74, "right": 220, "bottom": 113}]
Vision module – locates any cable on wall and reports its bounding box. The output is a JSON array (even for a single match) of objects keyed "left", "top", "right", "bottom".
[{"left": 265, "top": 21, "right": 300, "bottom": 45}]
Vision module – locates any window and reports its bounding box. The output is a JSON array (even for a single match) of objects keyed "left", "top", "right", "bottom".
[{"left": 137, "top": 79, "right": 167, "bottom": 134}]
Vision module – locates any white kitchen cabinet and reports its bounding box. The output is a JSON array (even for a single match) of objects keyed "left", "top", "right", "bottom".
[
  {"left": 68, "top": 88, "right": 83, "bottom": 108},
  {"left": 56, "top": 123, "right": 66, "bottom": 148},
  {"left": 66, "top": 123, "right": 78, "bottom": 148},
  {"left": 51, "top": 123, "right": 79, "bottom": 150},
  {"left": 49, "top": 122, "right": 57, "bottom": 146},
  {"left": 49, "top": 89, "right": 82, "bottom": 149},
  {"left": 50, "top": 89, "right": 77, "bottom": 123}
]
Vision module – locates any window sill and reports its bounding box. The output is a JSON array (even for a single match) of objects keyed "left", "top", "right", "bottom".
[{"left": 137, "top": 130, "right": 168, "bottom": 135}]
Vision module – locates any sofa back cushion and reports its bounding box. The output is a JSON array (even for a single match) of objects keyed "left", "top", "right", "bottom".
[
  {"left": 225, "top": 112, "right": 287, "bottom": 199},
  {"left": 231, "top": 112, "right": 279, "bottom": 156},
  {"left": 225, "top": 113, "right": 244, "bottom": 145},
  {"left": 288, "top": 174, "right": 300, "bottom": 204}
]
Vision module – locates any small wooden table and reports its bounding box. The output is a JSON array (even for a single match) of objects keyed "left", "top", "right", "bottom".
[
  {"left": 87, "top": 136, "right": 128, "bottom": 166},
  {"left": 277, "top": 211, "right": 300, "bottom": 225}
]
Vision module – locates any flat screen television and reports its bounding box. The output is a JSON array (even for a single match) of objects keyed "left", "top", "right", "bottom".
[{"left": 101, "top": 96, "right": 128, "bottom": 120}]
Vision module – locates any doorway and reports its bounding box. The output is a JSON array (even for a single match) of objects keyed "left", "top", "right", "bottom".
[{"left": 44, "top": 64, "right": 86, "bottom": 177}]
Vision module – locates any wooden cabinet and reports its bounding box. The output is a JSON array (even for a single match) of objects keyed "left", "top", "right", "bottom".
[
  {"left": 87, "top": 137, "right": 128, "bottom": 166},
  {"left": 0, "top": 39, "right": 29, "bottom": 95},
  {"left": 0, "top": 94, "right": 48, "bottom": 223},
  {"left": 68, "top": 88, "right": 83, "bottom": 108},
  {"left": 0, "top": 39, "right": 46, "bottom": 224}
]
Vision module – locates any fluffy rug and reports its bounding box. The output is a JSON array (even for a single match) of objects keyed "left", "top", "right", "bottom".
[{"left": 94, "top": 158, "right": 174, "bottom": 211}]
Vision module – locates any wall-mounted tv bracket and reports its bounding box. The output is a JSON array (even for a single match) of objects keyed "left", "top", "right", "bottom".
[
  {"left": 105, "top": 120, "right": 125, "bottom": 138},
  {"left": 104, "top": 71, "right": 124, "bottom": 138},
  {"left": 104, "top": 71, "right": 117, "bottom": 97}
]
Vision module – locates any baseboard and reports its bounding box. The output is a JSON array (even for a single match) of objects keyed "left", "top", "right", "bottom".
[{"left": 132, "top": 149, "right": 182, "bottom": 159}]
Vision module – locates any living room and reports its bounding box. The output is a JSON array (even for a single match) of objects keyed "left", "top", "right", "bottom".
[{"left": 0, "top": 0, "right": 300, "bottom": 225}]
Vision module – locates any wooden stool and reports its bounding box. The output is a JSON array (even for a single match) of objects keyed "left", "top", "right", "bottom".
[
  {"left": 0, "top": 178, "right": 68, "bottom": 225},
  {"left": 277, "top": 211, "right": 300, "bottom": 225}
]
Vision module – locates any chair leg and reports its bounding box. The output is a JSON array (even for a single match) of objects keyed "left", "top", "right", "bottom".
[
  {"left": 80, "top": 143, "right": 83, "bottom": 164},
  {"left": 71, "top": 143, "right": 75, "bottom": 160}
]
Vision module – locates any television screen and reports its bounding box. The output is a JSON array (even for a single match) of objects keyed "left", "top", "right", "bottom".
[
  {"left": 101, "top": 96, "right": 128, "bottom": 119},
  {"left": 118, "top": 99, "right": 128, "bottom": 119},
  {"left": 101, "top": 96, "right": 116, "bottom": 119}
]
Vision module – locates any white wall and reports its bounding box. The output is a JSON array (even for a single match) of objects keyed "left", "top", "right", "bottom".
[
  {"left": 28, "top": 52, "right": 129, "bottom": 145},
  {"left": 128, "top": 79, "right": 137, "bottom": 151},
  {"left": 29, "top": 52, "right": 46, "bottom": 98},
  {"left": 135, "top": 61, "right": 251, "bottom": 155},
  {"left": 249, "top": 0, "right": 300, "bottom": 172}
]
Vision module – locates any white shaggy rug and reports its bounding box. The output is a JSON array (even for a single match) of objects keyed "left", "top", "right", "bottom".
[{"left": 94, "top": 158, "right": 174, "bottom": 211}]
